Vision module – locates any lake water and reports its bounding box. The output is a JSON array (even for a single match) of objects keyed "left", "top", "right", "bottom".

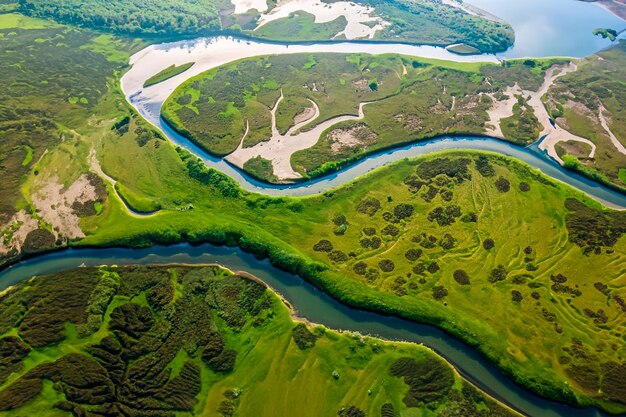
[{"left": 466, "top": 0, "right": 625, "bottom": 58}]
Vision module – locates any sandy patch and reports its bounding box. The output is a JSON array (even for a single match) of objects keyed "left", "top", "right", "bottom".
[
  {"left": 484, "top": 63, "right": 596, "bottom": 162},
  {"left": 293, "top": 106, "right": 316, "bottom": 126},
  {"left": 226, "top": 89, "right": 372, "bottom": 180},
  {"left": 0, "top": 210, "right": 39, "bottom": 257},
  {"left": 531, "top": 64, "right": 597, "bottom": 162},
  {"left": 598, "top": 105, "right": 626, "bottom": 155},
  {"left": 394, "top": 113, "right": 423, "bottom": 132},
  {"left": 31, "top": 175, "right": 97, "bottom": 240},
  {"left": 484, "top": 85, "right": 522, "bottom": 138},
  {"left": 328, "top": 124, "right": 377, "bottom": 152},
  {"left": 231, "top": 0, "right": 268, "bottom": 14},
  {"left": 255, "top": 0, "right": 390, "bottom": 39}
]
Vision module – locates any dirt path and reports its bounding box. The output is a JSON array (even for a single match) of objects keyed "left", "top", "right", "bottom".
[
  {"left": 226, "top": 90, "right": 371, "bottom": 180},
  {"left": 599, "top": 105, "right": 626, "bottom": 155}
]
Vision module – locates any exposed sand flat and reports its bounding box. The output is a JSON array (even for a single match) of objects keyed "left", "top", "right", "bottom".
[
  {"left": 0, "top": 210, "right": 39, "bottom": 257},
  {"left": 226, "top": 90, "right": 370, "bottom": 180},
  {"left": 292, "top": 105, "right": 317, "bottom": 126},
  {"left": 533, "top": 64, "right": 597, "bottom": 162},
  {"left": 485, "top": 85, "right": 522, "bottom": 138},
  {"left": 231, "top": 0, "right": 268, "bottom": 14},
  {"left": 255, "top": 0, "right": 389, "bottom": 39},
  {"left": 485, "top": 63, "right": 596, "bottom": 162},
  {"left": 32, "top": 175, "right": 98, "bottom": 240},
  {"left": 599, "top": 105, "right": 626, "bottom": 155}
]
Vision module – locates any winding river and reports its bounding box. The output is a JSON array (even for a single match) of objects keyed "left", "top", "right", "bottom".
[
  {"left": 121, "top": 35, "right": 626, "bottom": 209},
  {"left": 0, "top": 244, "right": 617, "bottom": 417},
  {"left": 3, "top": 3, "right": 625, "bottom": 417}
]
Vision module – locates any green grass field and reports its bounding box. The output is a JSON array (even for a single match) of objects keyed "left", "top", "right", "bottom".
[
  {"left": 0, "top": 265, "right": 520, "bottom": 417},
  {"left": 163, "top": 53, "right": 562, "bottom": 181}
]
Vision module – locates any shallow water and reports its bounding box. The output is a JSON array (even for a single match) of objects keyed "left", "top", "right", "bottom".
[{"left": 465, "top": 0, "right": 625, "bottom": 58}]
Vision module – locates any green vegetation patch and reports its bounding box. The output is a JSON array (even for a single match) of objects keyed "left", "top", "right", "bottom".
[
  {"left": 546, "top": 41, "right": 626, "bottom": 190},
  {"left": 164, "top": 53, "right": 566, "bottom": 182},
  {"left": 0, "top": 265, "right": 519, "bottom": 417},
  {"left": 143, "top": 62, "right": 194, "bottom": 87},
  {"left": 592, "top": 28, "right": 618, "bottom": 41}
]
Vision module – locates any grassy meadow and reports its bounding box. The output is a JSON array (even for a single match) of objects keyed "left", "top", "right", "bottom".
[
  {"left": 0, "top": 265, "right": 521, "bottom": 417},
  {"left": 78, "top": 112, "right": 626, "bottom": 412},
  {"left": 0, "top": 8, "right": 625, "bottom": 416},
  {"left": 546, "top": 40, "right": 626, "bottom": 191},
  {"left": 163, "top": 53, "right": 558, "bottom": 181}
]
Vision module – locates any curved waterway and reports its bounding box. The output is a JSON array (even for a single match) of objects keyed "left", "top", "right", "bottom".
[
  {"left": 0, "top": 244, "right": 619, "bottom": 417},
  {"left": 122, "top": 36, "right": 626, "bottom": 209}
]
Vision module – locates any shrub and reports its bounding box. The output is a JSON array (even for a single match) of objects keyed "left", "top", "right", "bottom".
[
  {"left": 292, "top": 323, "right": 317, "bottom": 350},
  {"left": 519, "top": 182, "right": 531, "bottom": 192},
  {"left": 413, "top": 263, "right": 426, "bottom": 275},
  {"left": 341, "top": 406, "right": 365, "bottom": 417},
  {"left": 390, "top": 357, "right": 454, "bottom": 405},
  {"left": 381, "top": 403, "right": 395, "bottom": 417},
  {"left": 524, "top": 246, "right": 533, "bottom": 255},
  {"left": 313, "top": 240, "right": 333, "bottom": 252},
  {"left": 353, "top": 262, "right": 367, "bottom": 275},
  {"left": 357, "top": 197, "right": 381, "bottom": 216},
  {"left": 495, "top": 176, "right": 511, "bottom": 192},
  {"left": 461, "top": 212, "right": 478, "bottom": 223},
  {"left": 22, "top": 229, "right": 56, "bottom": 253},
  {"left": 365, "top": 268, "right": 380, "bottom": 282},
  {"left": 394, "top": 204, "right": 415, "bottom": 220},
  {"left": 415, "top": 157, "right": 472, "bottom": 182},
  {"left": 405, "top": 249, "right": 423, "bottom": 262},
  {"left": 453, "top": 270, "right": 470, "bottom": 285},
  {"left": 382, "top": 224, "right": 400, "bottom": 237},
  {"left": 511, "top": 290, "right": 523, "bottom": 302},
  {"left": 329, "top": 250, "right": 348, "bottom": 263},
  {"left": 363, "top": 227, "right": 376, "bottom": 236},
  {"left": 432, "top": 286, "right": 448, "bottom": 300},
  {"left": 427, "top": 205, "right": 462, "bottom": 226},
  {"left": 378, "top": 260, "right": 395, "bottom": 272},
  {"left": 427, "top": 262, "right": 440, "bottom": 274},
  {"left": 332, "top": 214, "right": 347, "bottom": 226},
  {"left": 439, "top": 233, "right": 457, "bottom": 250},
  {"left": 476, "top": 155, "right": 496, "bottom": 177},
  {"left": 564, "top": 198, "right": 626, "bottom": 254},
  {"left": 206, "top": 349, "right": 237, "bottom": 373},
  {"left": 489, "top": 265, "right": 507, "bottom": 283},
  {"left": 483, "top": 238, "right": 495, "bottom": 250}
]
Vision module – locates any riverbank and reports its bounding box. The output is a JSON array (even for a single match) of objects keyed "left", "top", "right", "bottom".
[{"left": 0, "top": 247, "right": 619, "bottom": 417}]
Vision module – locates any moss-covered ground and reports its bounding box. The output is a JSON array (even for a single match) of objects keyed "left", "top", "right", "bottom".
[{"left": 0, "top": 265, "right": 521, "bottom": 417}]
